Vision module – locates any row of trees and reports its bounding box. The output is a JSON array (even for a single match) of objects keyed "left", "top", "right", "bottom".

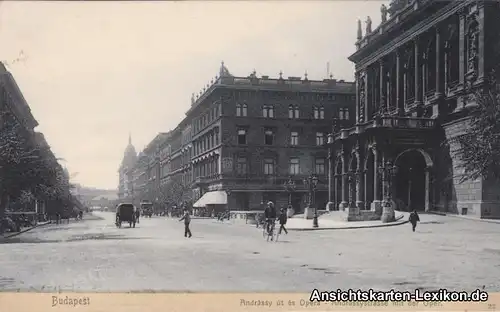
[
  {"left": 141, "top": 178, "right": 191, "bottom": 210},
  {"left": 0, "top": 111, "right": 74, "bottom": 223}
]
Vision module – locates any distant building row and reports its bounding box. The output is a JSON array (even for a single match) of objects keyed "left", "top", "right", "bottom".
[{"left": 117, "top": 64, "right": 356, "bottom": 212}]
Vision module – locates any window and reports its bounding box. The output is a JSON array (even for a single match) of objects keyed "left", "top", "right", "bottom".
[
  {"left": 236, "top": 157, "right": 247, "bottom": 175},
  {"left": 313, "top": 107, "right": 319, "bottom": 119},
  {"left": 236, "top": 103, "right": 247, "bottom": 117},
  {"left": 289, "top": 158, "right": 300, "bottom": 175},
  {"left": 215, "top": 131, "right": 219, "bottom": 145},
  {"left": 242, "top": 103, "right": 247, "bottom": 117},
  {"left": 319, "top": 107, "right": 325, "bottom": 119},
  {"left": 262, "top": 105, "right": 274, "bottom": 118},
  {"left": 339, "top": 108, "right": 349, "bottom": 120},
  {"left": 264, "top": 158, "right": 275, "bottom": 175},
  {"left": 237, "top": 129, "right": 247, "bottom": 145},
  {"left": 316, "top": 132, "right": 324, "bottom": 146},
  {"left": 315, "top": 158, "right": 325, "bottom": 175},
  {"left": 288, "top": 105, "right": 294, "bottom": 119},
  {"left": 290, "top": 131, "right": 299, "bottom": 146},
  {"left": 294, "top": 106, "right": 300, "bottom": 119},
  {"left": 264, "top": 129, "right": 274, "bottom": 145}
]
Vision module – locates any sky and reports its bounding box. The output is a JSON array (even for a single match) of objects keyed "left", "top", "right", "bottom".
[{"left": 0, "top": 1, "right": 385, "bottom": 190}]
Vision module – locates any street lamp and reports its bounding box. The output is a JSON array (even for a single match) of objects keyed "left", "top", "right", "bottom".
[
  {"left": 303, "top": 174, "right": 319, "bottom": 228},
  {"left": 283, "top": 177, "right": 296, "bottom": 217},
  {"left": 377, "top": 160, "right": 398, "bottom": 222}
]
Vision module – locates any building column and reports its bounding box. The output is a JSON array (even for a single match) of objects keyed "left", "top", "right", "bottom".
[
  {"left": 371, "top": 145, "right": 382, "bottom": 214},
  {"left": 414, "top": 39, "right": 422, "bottom": 106},
  {"left": 355, "top": 151, "right": 364, "bottom": 210},
  {"left": 339, "top": 147, "right": 348, "bottom": 210},
  {"left": 396, "top": 50, "right": 403, "bottom": 115},
  {"left": 477, "top": 1, "right": 485, "bottom": 83},
  {"left": 435, "top": 27, "right": 443, "bottom": 97},
  {"left": 326, "top": 148, "right": 335, "bottom": 211},
  {"left": 458, "top": 9, "right": 466, "bottom": 88},
  {"left": 379, "top": 60, "right": 386, "bottom": 113},
  {"left": 424, "top": 166, "right": 433, "bottom": 212}
]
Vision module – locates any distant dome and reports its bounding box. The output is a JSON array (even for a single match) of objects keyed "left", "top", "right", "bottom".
[{"left": 122, "top": 134, "right": 137, "bottom": 168}]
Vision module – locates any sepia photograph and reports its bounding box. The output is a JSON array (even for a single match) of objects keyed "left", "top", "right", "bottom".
[{"left": 0, "top": 0, "right": 499, "bottom": 304}]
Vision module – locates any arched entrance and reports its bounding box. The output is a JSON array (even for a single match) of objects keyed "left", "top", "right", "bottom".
[{"left": 394, "top": 149, "right": 432, "bottom": 212}]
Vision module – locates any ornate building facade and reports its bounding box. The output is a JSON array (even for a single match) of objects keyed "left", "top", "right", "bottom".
[
  {"left": 327, "top": 0, "right": 500, "bottom": 220},
  {"left": 126, "top": 63, "right": 356, "bottom": 212},
  {"left": 189, "top": 63, "right": 355, "bottom": 212}
]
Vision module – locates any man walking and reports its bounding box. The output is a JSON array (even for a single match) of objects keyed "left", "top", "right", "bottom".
[
  {"left": 278, "top": 207, "right": 288, "bottom": 235},
  {"left": 179, "top": 209, "right": 192, "bottom": 238},
  {"left": 409, "top": 210, "right": 420, "bottom": 232}
]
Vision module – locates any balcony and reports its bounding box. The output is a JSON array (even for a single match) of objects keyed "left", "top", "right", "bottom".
[{"left": 328, "top": 116, "right": 436, "bottom": 142}]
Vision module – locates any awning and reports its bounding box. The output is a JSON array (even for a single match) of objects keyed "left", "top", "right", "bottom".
[{"left": 193, "top": 191, "right": 227, "bottom": 207}]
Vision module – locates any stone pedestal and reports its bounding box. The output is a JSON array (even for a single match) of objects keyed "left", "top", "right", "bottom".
[
  {"left": 355, "top": 201, "right": 364, "bottom": 210},
  {"left": 286, "top": 207, "right": 295, "bottom": 218},
  {"left": 381, "top": 200, "right": 396, "bottom": 223},
  {"left": 326, "top": 202, "right": 336, "bottom": 211},
  {"left": 304, "top": 206, "right": 315, "bottom": 219},
  {"left": 371, "top": 200, "right": 382, "bottom": 215},
  {"left": 338, "top": 201, "right": 348, "bottom": 211}
]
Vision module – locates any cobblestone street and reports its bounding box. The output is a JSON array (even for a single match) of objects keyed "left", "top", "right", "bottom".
[{"left": 1, "top": 212, "right": 499, "bottom": 292}]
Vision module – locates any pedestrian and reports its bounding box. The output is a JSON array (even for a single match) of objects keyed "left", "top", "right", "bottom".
[
  {"left": 278, "top": 207, "right": 288, "bottom": 235},
  {"left": 409, "top": 210, "right": 420, "bottom": 232},
  {"left": 179, "top": 209, "right": 192, "bottom": 238}
]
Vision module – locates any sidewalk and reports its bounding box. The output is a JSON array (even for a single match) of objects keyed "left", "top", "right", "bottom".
[
  {"left": 1, "top": 221, "right": 51, "bottom": 239},
  {"left": 0, "top": 212, "right": 104, "bottom": 240},
  {"left": 427, "top": 211, "right": 500, "bottom": 224},
  {"left": 286, "top": 211, "right": 409, "bottom": 231}
]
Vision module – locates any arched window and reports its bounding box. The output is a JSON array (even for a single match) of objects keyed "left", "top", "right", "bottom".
[
  {"left": 288, "top": 105, "right": 294, "bottom": 118},
  {"left": 236, "top": 103, "right": 242, "bottom": 116},
  {"left": 319, "top": 107, "right": 324, "bottom": 119},
  {"left": 313, "top": 107, "right": 319, "bottom": 119},
  {"left": 294, "top": 105, "right": 300, "bottom": 119},
  {"left": 242, "top": 103, "right": 247, "bottom": 116}
]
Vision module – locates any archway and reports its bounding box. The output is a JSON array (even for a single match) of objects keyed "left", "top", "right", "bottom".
[
  {"left": 364, "top": 150, "right": 374, "bottom": 210},
  {"left": 394, "top": 149, "right": 431, "bottom": 212}
]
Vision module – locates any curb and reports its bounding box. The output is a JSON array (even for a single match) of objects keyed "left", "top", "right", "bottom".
[
  {"left": 2, "top": 221, "right": 51, "bottom": 239},
  {"left": 288, "top": 214, "right": 408, "bottom": 231},
  {"left": 436, "top": 213, "right": 500, "bottom": 224}
]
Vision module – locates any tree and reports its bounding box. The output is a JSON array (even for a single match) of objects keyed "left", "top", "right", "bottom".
[
  {"left": 451, "top": 89, "right": 500, "bottom": 182},
  {"left": 157, "top": 179, "right": 190, "bottom": 207},
  {"left": 0, "top": 112, "right": 71, "bottom": 221}
]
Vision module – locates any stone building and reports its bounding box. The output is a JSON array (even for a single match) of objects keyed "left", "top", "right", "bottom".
[
  {"left": 327, "top": 0, "right": 500, "bottom": 220},
  {"left": 189, "top": 63, "right": 356, "bottom": 212},
  {"left": 117, "top": 134, "right": 137, "bottom": 200}
]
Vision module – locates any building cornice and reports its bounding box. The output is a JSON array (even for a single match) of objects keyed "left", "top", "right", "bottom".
[{"left": 350, "top": 0, "right": 470, "bottom": 70}]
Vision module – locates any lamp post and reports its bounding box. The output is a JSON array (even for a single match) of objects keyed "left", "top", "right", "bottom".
[
  {"left": 378, "top": 160, "right": 398, "bottom": 223},
  {"left": 303, "top": 174, "right": 319, "bottom": 227},
  {"left": 283, "top": 177, "right": 296, "bottom": 217}
]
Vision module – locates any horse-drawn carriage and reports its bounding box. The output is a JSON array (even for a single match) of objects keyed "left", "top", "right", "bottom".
[
  {"left": 140, "top": 201, "right": 153, "bottom": 218},
  {"left": 115, "top": 203, "right": 137, "bottom": 228}
]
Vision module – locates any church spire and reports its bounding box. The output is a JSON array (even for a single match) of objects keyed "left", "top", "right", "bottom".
[{"left": 128, "top": 132, "right": 132, "bottom": 145}]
